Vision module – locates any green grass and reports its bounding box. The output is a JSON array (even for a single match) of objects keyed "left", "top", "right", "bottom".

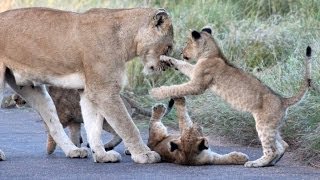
[{"left": 2, "top": 0, "right": 320, "bottom": 165}]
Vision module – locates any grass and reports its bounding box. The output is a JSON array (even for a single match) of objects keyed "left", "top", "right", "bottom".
[{"left": 1, "top": 0, "right": 320, "bottom": 165}]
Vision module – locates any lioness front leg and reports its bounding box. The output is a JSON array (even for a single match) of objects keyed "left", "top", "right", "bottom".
[
  {"left": 5, "top": 72, "right": 88, "bottom": 158},
  {"left": 81, "top": 92, "right": 160, "bottom": 163},
  {"left": 80, "top": 93, "right": 121, "bottom": 163},
  {"left": 160, "top": 55, "right": 194, "bottom": 78}
]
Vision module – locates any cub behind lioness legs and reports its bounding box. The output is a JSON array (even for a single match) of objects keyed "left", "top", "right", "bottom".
[
  {"left": 148, "top": 97, "right": 248, "bottom": 165},
  {"left": 151, "top": 27, "right": 311, "bottom": 167}
]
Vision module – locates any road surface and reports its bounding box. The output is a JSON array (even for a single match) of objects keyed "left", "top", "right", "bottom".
[{"left": 0, "top": 108, "right": 319, "bottom": 179}]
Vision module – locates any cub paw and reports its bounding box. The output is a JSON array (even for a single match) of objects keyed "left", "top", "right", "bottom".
[
  {"left": 67, "top": 147, "right": 88, "bottom": 158},
  {"left": 131, "top": 151, "right": 161, "bottom": 164},
  {"left": 160, "top": 55, "right": 176, "bottom": 69},
  {"left": 0, "top": 150, "right": 6, "bottom": 161},
  {"left": 152, "top": 104, "right": 167, "bottom": 114},
  {"left": 230, "top": 152, "right": 249, "bottom": 164},
  {"left": 93, "top": 150, "right": 121, "bottom": 163}
]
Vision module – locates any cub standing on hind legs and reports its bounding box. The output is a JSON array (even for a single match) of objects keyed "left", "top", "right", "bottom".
[
  {"left": 148, "top": 97, "right": 248, "bottom": 165},
  {"left": 0, "top": 7, "right": 174, "bottom": 163},
  {"left": 150, "top": 27, "right": 312, "bottom": 167}
]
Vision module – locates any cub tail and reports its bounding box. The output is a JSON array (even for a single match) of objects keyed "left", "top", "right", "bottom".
[{"left": 283, "top": 46, "right": 312, "bottom": 108}]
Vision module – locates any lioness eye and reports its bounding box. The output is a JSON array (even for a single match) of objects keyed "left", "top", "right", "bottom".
[{"left": 164, "top": 45, "right": 172, "bottom": 55}]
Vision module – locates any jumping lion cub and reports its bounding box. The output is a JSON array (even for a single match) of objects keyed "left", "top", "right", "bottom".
[
  {"left": 151, "top": 27, "right": 311, "bottom": 167},
  {"left": 148, "top": 97, "right": 248, "bottom": 165}
]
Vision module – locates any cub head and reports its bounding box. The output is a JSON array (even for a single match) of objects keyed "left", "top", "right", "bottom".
[
  {"left": 136, "top": 9, "right": 174, "bottom": 75},
  {"left": 169, "top": 123, "right": 209, "bottom": 165},
  {"left": 182, "top": 26, "right": 220, "bottom": 61}
]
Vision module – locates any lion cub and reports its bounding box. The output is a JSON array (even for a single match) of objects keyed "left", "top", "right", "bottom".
[
  {"left": 148, "top": 97, "right": 248, "bottom": 165},
  {"left": 151, "top": 27, "right": 312, "bottom": 167}
]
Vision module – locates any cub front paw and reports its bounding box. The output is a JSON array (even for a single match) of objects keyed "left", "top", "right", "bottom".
[
  {"left": 160, "top": 55, "right": 178, "bottom": 70},
  {"left": 131, "top": 151, "right": 161, "bottom": 164}
]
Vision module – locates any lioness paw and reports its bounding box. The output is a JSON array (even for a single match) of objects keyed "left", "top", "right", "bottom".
[
  {"left": 93, "top": 150, "right": 121, "bottom": 163},
  {"left": 67, "top": 147, "right": 88, "bottom": 158},
  {"left": 131, "top": 151, "right": 161, "bottom": 164},
  {"left": 0, "top": 150, "right": 6, "bottom": 161}
]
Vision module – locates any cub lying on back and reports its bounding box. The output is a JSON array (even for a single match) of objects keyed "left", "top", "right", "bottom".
[
  {"left": 148, "top": 97, "right": 248, "bottom": 165},
  {"left": 151, "top": 27, "right": 311, "bottom": 167}
]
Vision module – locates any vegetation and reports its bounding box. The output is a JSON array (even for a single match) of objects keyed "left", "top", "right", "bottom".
[{"left": 1, "top": 0, "right": 319, "bottom": 166}]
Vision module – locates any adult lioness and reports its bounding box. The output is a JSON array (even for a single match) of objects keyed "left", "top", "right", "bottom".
[
  {"left": 0, "top": 7, "right": 173, "bottom": 163},
  {"left": 148, "top": 97, "right": 248, "bottom": 165},
  {"left": 151, "top": 27, "right": 311, "bottom": 167}
]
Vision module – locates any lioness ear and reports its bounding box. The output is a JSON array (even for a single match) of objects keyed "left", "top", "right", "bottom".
[
  {"left": 191, "top": 31, "right": 201, "bottom": 40},
  {"left": 201, "top": 27, "right": 212, "bottom": 35},
  {"left": 153, "top": 9, "right": 168, "bottom": 28},
  {"left": 170, "top": 141, "right": 179, "bottom": 152},
  {"left": 198, "top": 138, "right": 209, "bottom": 151}
]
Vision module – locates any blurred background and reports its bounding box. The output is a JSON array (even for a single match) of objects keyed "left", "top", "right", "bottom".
[{"left": 0, "top": 0, "right": 319, "bottom": 166}]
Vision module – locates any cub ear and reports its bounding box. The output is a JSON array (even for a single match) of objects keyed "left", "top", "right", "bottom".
[
  {"left": 153, "top": 9, "right": 169, "bottom": 28},
  {"left": 201, "top": 27, "right": 212, "bottom": 34},
  {"left": 198, "top": 138, "right": 209, "bottom": 151},
  {"left": 191, "top": 30, "right": 201, "bottom": 40},
  {"left": 170, "top": 141, "right": 179, "bottom": 152}
]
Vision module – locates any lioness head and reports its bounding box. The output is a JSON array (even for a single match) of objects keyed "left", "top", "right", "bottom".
[
  {"left": 169, "top": 123, "right": 209, "bottom": 165},
  {"left": 182, "top": 27, "right": 221, "bottom": 61},
  {"left": 136, "top": 9, "right": 174, "bottom": 75}
]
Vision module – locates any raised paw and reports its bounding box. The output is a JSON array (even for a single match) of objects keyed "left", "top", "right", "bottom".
[
  {"left": 93, "top": 150, "right": 121, "bottom": 163},
  {"left": 67, "top": 147, "right": 88, "bottom": 158},
  {"left": 229, "top": 152, "right": 249, "bottom": 164},
  {"left": 152, "top": 104, "right": 167, "bottom": 114},
  {"left": 0, "top": 149, "right": 6, "bottom": 161},
  {"left": 131, "top": 151, "right": 161, "bottom": 164},
  {"left": 160, "top": 55, "right": 176, "bottom": 68}
]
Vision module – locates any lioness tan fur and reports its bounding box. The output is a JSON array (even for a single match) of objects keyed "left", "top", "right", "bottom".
[
  {"left": 151, "top": 27, "right": 311, "bottom": 167},
  {"left": 1, "top": 88, "right": 152, "bottom": 154},
  {"left": 0, "top": 7, "right": 173, "bottom": 163},
  {"left": 148, "top": 97, "right": 248, "bottom": 165}
]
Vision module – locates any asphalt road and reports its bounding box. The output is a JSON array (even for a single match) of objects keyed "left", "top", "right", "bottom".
[{"left": 0, "top": 108, "right": 319, "bottom": 180}]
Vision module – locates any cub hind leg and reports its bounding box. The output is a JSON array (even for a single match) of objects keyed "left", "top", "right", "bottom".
[
  {"left": 245, "top": 111, "right": 285, "bottom": 167},
  {"left": 147, "top": 104, "right": 169, "bottom": 149}
]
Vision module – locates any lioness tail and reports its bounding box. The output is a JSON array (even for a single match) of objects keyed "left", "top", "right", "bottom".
[
  {"left": 283, "top": 46, "right": 311, "bottom": 108},
  {"left": 0, "top": 62, "right": 5, "bottom": 105}
]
